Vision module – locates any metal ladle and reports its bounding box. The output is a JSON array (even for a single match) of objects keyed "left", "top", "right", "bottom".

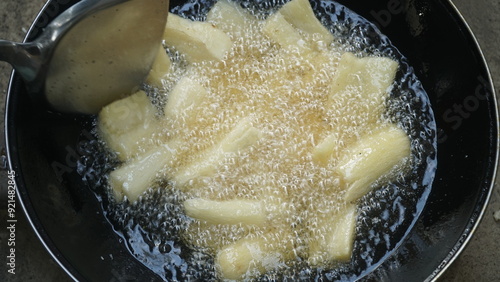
[{"left": 0, "top": 0, "right": 169, "bottom": 114}]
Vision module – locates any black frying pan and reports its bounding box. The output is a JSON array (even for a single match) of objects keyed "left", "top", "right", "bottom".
[{"left": 5, "top": 0, "right": 497, "bottom": 281}]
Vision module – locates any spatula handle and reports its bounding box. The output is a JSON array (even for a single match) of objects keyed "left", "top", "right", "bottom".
[{"left": 0, "top": 40, "right": 41, "bottom": 83}]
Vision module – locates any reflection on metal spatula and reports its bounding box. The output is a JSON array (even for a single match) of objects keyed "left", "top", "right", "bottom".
[{"left": 0, "top": 0, "right": 169, "bottom": 114}]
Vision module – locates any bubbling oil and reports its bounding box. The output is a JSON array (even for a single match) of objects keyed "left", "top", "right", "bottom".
[{"left": 82, "top": 0, "right": 437, "bottom": 280}]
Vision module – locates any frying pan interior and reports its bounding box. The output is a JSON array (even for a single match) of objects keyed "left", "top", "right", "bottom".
[{"left": 5, "top": 0, "right": 497, "bottom": 281}]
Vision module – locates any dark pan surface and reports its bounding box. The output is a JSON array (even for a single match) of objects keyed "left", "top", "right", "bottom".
[{"left": 5, "top": 0, "right": 497, "bottom": 281}]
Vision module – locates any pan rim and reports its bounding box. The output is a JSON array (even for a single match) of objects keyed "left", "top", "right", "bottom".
[
  {"left": 425, "top": 0, "right": 499, "bottom": 280},
  {"left": 4, "top": 0, "right": 82, "bottom": 281}
]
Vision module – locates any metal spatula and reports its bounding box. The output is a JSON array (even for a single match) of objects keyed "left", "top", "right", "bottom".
[{"left": 0, "top": 0, "right": 169, "bottom": 114}]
